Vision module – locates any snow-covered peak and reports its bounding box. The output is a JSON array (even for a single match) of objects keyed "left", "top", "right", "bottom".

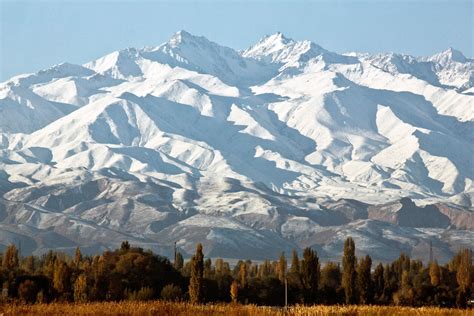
[
  {"left": 428, "top": 47, "right": 469, "bottom": 65},
  {"left": 243, "top": 32, "right": 325, "bottom": 65},
  {"left": 0, "top": 31, "right": 473, "bottom": 261},
  {"left": 84, "top": 47, "right": 143, "bottom": 79},
  {"left": 258, "top": 32, "right": 293, "bottom": 48},
  {"left": 419, "top": 48, "right": 473, "bottom": 90},
  {"left": 83, "top": 30, "right": 276, "bottom": 85},
  {"left": 168, "top": 30, "right": 211, "bottom": 48}
]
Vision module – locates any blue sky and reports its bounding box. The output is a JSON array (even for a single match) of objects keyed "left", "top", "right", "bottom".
[{"left": 0, "top": 0, "right": 472, "bottom": 81}]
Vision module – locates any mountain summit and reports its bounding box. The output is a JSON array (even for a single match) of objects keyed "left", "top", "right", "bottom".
[
  {"left": 0, "top": 31, "right": 472, "bottom": 261},
  {"left": 243, "top": 32, "right": 326, "bottom": 65}
]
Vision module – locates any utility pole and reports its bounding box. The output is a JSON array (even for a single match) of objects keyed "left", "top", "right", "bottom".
[
  {"left": 174, "top": 241, "right": 177, "bottom": 266},
  {"left": 284, "top": 255, "right": 288, "bottom": 310}
]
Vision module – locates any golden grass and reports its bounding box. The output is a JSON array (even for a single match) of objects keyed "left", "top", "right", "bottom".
[{"left": 0, "top": 301, "right": 470, "bottom": 316}]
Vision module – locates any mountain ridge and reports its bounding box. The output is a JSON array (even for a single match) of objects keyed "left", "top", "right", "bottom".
[{"left": 0, "top": 30, "right": 472, "bottom": 261}]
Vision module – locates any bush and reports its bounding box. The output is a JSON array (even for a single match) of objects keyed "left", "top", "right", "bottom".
[
  {"left": 125, "top": 287, "right": 154, "bottom": 301},
  {"left": 18, "top": 280, "right": 38, "bottom": 304},
  {"left": 161, "top": 284, "right": 183, "bottom": 301}
]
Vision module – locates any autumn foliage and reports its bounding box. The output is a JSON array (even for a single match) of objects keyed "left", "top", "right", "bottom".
[{"left": 0, "top": 238, "right": 471, "bottom": 311}]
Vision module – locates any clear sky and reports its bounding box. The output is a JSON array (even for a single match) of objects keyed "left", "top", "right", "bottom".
[{"left": 0, "top": 0, "right": 472, "bottom": 81}]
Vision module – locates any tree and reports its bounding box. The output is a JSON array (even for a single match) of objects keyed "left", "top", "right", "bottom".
[
  {"left": 455, "top": 248, "right": 472, "bottom": 307},
  {"left": 258, "top": 259, "right": 273, "bottom": 279},
  {"left": 320, "top": 261, "right": 342, "bottom": 304},
  {"left": 189, "top": 243, "right": 204, "bottom": 303},
  {"left": 175, "top": 252, "right": 184, "bottom": 271},
  {"left": 238, "top": 262, "right": 248, "bottom": 289},
  {"left": 2, "top": 244, "right": 19, "bottom": 271},
  {"left": 230, "top": 280, "right": 239, "bottom": 303},
  {"left": 357, "top": 255, "right": 373, "bottom": 304},
  {"left": 74, "top": 247, "right": 82, "bottom": 268},
  {"left": 382, "top": 264, "right": 396, "bottom": 303},
  {"left": 373, "top": 263, "right": 384, "bottom": 303},
  {"left": 120, "top": 241, "right": 130, "bottom": 251},
  {"left": 18, "top": 280, "right": 38, "bottom": 304},
  {"left": 342, "top": 237, "right": 357, "bottom": 304},
  {"left": 53, "top": 259, "right": 71, "bottom": 298},
  {"left": 74, "top": 274, "right": 88, "bottom": 303},
  {"left": 429, "top": 260, "right": 440, "bottom": 287},
  {"left": 277, "top": 252, "right": 287, "bottom": 283},
  {"left": 393, "top": 270, "right": 414, "bottom": 306},
  {"left": 290, "top": 249, "right": 300, "bottom": 275},
  {"left": 204, "top": 258, "right": 213, "bottom": 279},
  {"left": 300, "top": 247, "right": 320, "bottom": 303},
  {"left": 22, "top": 256, "right": 35, "bottom": 273},
  {"left": 288, "top": 250, "right": 302, "bottom": 292}
]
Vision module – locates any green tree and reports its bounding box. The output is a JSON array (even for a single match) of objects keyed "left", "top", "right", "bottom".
[
  {"left": 320, "top": 261, "right": 342, "bottom": 304},
  {"left": 300, "top": 247, "right": 320, "bottom": 303},
  {"left": 342, "top": 237, "right": 357, "bottom": 304},
  {"left": 188, "top": 243, "right": 204, "bottom": 303},
  {"left": 290, "top": 249, "right": 300, "bottom": 275},
  {"left": 393, "top": 270, "right": 414, "bottom": 306},
  {"left": 373, "top": 263, "right": 384, "bottom": 303},
  {"left": 204, "top": 258, "right": 213, "bottom": 279},
  {"left": 357, "top": 254, "right": 373, "bottom": 304}
]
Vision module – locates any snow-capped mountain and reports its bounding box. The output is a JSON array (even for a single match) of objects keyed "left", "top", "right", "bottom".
[{"left": 0, "top": 31, "right": 472, "bottom": 262}]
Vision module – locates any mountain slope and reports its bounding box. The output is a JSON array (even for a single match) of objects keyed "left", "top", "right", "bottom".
[{"left": 0, "top": 31, "right": 472, "bottom": 261}]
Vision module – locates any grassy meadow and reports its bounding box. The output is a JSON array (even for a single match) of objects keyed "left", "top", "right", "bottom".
[{"left": 0, "top": 301, "right": 471, "bottom": 315}]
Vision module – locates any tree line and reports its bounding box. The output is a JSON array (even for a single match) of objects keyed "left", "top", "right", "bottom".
[{"left": 0, "top": 238, "right": 472, "bottom": 307}]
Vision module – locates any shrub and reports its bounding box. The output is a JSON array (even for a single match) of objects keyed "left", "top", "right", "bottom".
[{"left": 161, "top": 284, "right": 183, "bottom": 301}]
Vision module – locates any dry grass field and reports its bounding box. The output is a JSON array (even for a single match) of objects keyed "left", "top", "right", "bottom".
[{"left": 0, "top": 301, "right": 471, "bottom": 316}]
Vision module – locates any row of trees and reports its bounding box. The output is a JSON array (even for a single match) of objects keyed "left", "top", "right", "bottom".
[{"left": 0, "top": 238, "right": 472, "bottom": 307}]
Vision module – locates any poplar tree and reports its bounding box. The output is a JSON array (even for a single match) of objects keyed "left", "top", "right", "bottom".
[
  {"left": 429, "top": 260, "right": 440, "bottom": 287},
  {"left": 74, "top": 274, "right": 88, "bottom": 302},
  {"left": 238, "top": 262, "right": 248, "bottom": 288},
  {"left": 455, "top": 248, "right": 472, "bottom": 307},
  {"left": 290, "top": 249, "right": 300, "bottom": 275},
  {"left": 230, "top": 280, "right": 239, "bottom": 303},
  {"left": 300, "top": 247, "right": 320, "bottom": 303},
  {"left": 74, "top": 247, "right": 82, "bottom": 269},
  {"left": 2, "top": 244, "right": 19, "bottom": 271},
  {"left": 53, "top": 259, "right": 71, "bottom": 298},
  {"left": 342, "top": 237, "right": 357, "bottom": 304},
  {"left": 357, "top": 254, "right": 373, "bottom": 304},
  {"left": 189, "top": 243, "right": 204, "bottom": 303},
  {"left": 175, "top": 252, "right": 184, "bottom": 271},
  {"left": 373, "top": 263, "right": 384, "bottom": 303},
  {"left": 277, "top": 252, "right": 287, "bottom": 283}
]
